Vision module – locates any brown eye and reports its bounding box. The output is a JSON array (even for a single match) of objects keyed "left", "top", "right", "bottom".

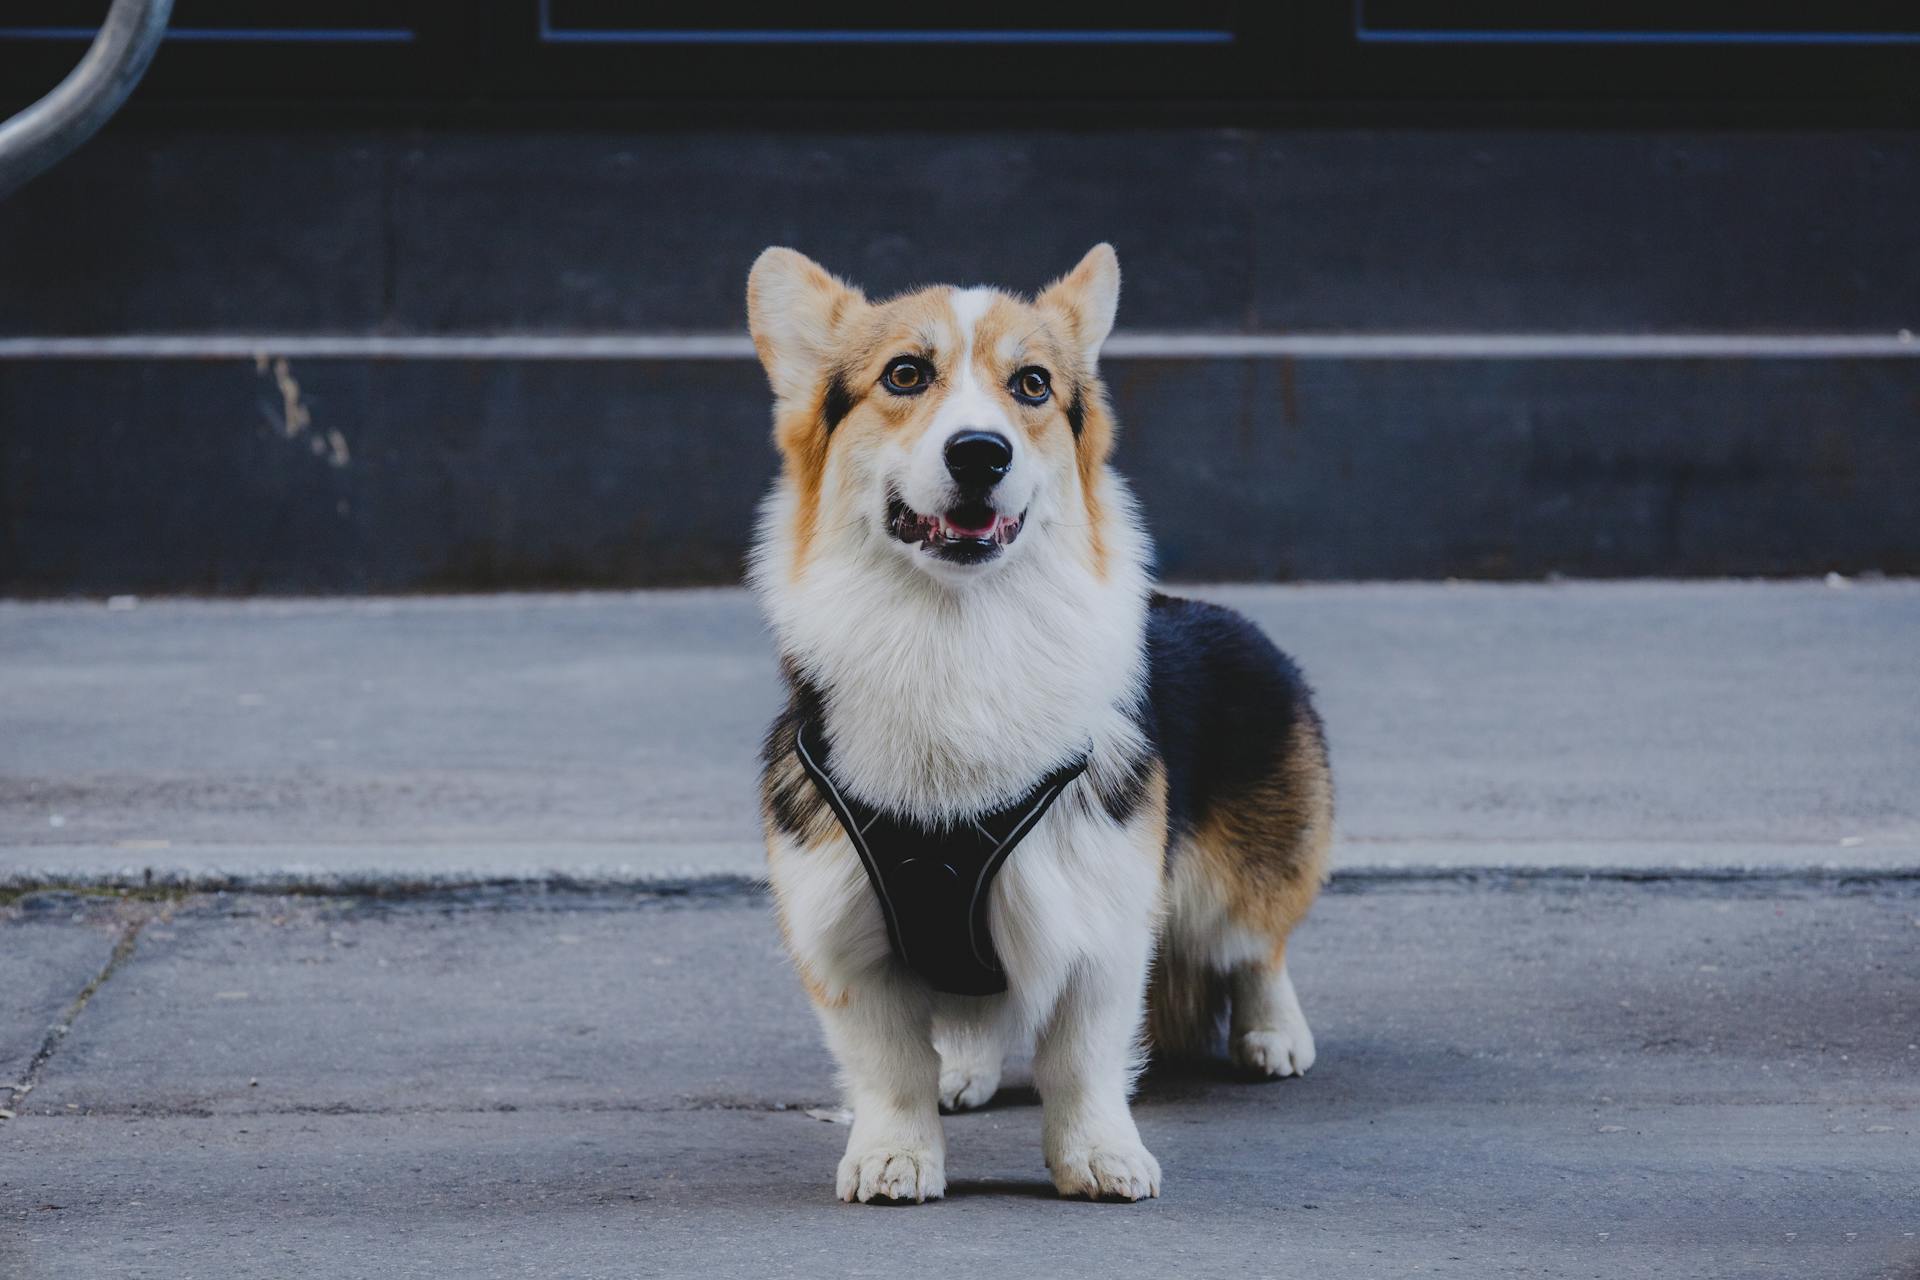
[
  {"left": 883, "top": 357, "right": 930, "bottom": 394},
  {"left": 1012, "top": 366, "right": 1052, "bottom": 404}
]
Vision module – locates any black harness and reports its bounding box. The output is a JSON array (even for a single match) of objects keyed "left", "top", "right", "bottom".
[{"left": 794, "top": 719, "right": 1089, "bottom": 996}]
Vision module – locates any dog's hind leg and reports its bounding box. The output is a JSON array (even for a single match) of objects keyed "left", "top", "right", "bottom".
[
  {"left": 1198, "top": 712, "right": 1334, "bottom": 1079},
  {"left": 1229, "top": 945, "right": 1316, "bottom": 1077},
  {"left": 934, "top": 1010, "right": 1008, "bottom": 1112}
]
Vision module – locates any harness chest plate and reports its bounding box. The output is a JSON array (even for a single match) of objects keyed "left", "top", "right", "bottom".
[{"left": 793, "top": 719, "right": 1089, "bottom": 996}]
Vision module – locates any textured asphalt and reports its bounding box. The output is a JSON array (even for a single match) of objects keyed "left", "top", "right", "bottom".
[
  {"left": 4, "top": 880, "right": 1917, "bottom": 1279},
  {"left": 3, "top": 581, "right": 1917, "bottom": 1277},
  {"left": 3, "top": 580, "right": 1918, "bottom": 888}
]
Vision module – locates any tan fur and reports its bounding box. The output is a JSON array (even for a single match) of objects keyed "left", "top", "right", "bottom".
[
  {"left": 774, "top": 392, "right": 832, "bottom": 577},
  {"left": 1036, "top": 245, "right": 1120, "bottom": 367},
  {"left": 1146, "top": 713, "right": 1333, "bottom": 1057},
  {"left": 749, "top": 250, "right": 863, "bottom": 579},
  {"left": 1203, "top": 713, "right": 1334, "bottom": 946},
  {"left": 1137, "top": 760, "right": 1172, "bottom": 878},
  {"left": 1073, "top": 393, "right": 1116, "bottom": 580},
  {"left": 746, "top": 248, "right": 1123, "bottom": 585},
  {"left": 1036, "top": 255, "right": 1120, "bottom": 580}
]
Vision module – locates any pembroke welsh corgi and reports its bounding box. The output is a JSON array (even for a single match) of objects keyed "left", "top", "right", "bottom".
[{"left": 746, "top": 244, "right": 1331, "bottom": 1204}]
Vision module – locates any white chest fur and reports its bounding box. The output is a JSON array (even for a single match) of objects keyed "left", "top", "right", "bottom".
[
  {"left": 752, "top": 475, "right": 1153, "bottom": 827},
  {"left": 753, "top": 465, "right": 1166, "bottom": 1042}
]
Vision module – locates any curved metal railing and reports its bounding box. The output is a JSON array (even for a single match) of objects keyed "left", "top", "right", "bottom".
[{"left": 0, "top": 0, "right": 172, "bottom": 202}]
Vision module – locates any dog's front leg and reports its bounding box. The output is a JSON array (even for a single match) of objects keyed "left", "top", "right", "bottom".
[
  {"left": 1032, "top": 951, "right": 1161, "bottom": 1201},
  {"left": 819, "top": 971, "right": 946, "bottom": 1204}
]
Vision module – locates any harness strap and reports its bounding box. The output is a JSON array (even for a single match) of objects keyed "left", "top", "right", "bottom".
[{"left": 794, "top": 719, "right": 1089, "bottom": 996}]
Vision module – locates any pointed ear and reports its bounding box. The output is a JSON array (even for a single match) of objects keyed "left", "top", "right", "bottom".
[
  {"left": 746, "top": 247, "right": 865, "bottom": 403},
  {"left": 1037, "top": 243, "right": 1121, "bottom": 368}
]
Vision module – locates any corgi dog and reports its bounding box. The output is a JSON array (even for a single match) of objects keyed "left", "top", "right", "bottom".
[{"left": 746, "top": 244, "right": 1332, "bottom": 1205}]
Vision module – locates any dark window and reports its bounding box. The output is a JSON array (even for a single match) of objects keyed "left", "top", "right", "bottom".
[{"left": 2, "top": 1, "right": 1914, "bottom": 122}]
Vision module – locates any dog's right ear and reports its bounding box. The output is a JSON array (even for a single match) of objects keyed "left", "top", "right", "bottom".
[{"left": 747, "top": 248, "right": 865, "bottom": 404}]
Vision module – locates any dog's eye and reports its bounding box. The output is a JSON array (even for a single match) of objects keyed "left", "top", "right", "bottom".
[
  {"left": 882, "top": 357, "right": 932, "bottom": 395},
  {"left": 1011, "top": 367, "right": 1052, "bottom": 405}
]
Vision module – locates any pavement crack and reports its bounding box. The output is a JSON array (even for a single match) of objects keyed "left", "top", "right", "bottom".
[
  {"left": 6, "top": 867, "right": 1918, "bottom": 907},
  {"left": 42, "top": 1097, "right": 838, "bottom": 1121},
  {"left": 2, "top": 914, "right": 149, "bottom": 1117}
]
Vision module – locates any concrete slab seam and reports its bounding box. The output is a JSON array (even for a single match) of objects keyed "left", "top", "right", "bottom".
[
  {"left": 5, "top": 865, "right": 1918, "bottom": 900},
  {"left": 1, "top": 914, "right": 148, "bottom": 1118}
]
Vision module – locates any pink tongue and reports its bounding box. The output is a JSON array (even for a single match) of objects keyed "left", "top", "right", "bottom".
[{"left": 944, "top": 515, "right": 996, "bottom": 537}]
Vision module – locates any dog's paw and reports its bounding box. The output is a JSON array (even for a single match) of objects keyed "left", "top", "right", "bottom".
[
  {"left": 1049, "top": 1139, "right": 1162, "bottom": 1202},
  {"left": 836, "top": 1146, "right": 946, "bottom": 1204},
  {"left": 1232, "top": 1017, "right": 1316, "bottom": 1078},
  {"left": 938, "top": 1060, "right": 1001, "bottom": 1112}
]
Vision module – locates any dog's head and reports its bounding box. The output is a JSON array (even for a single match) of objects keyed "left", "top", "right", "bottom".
[{"left": 747, "top": 245, "right": 1121, "bottom": 585}]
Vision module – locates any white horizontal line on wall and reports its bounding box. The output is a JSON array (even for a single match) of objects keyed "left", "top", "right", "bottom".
[{"left": 0, "top": 332, "right": 1917, "bottom": 361}]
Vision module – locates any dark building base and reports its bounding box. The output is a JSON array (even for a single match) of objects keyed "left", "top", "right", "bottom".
[
  {"left": 2, "top": 127, "right": 1916, "bottom": 593},
  {"left": 3, "top": 352, "right": 1915, "bottom": 594}
]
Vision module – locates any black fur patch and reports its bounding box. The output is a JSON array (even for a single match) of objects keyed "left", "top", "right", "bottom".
[
  {"left": 1089, "top": 739, "right": 1156, "bottom": 827},
  {"left": 761, "top": 661, "right": 832, "bottom": 840},
  {"left": 821, "top": 373, "right": 855, "bottom": 435},
  {"left": 1065, "top": 388, "right": 1087, "bottom": 438},
  {"left": 1134, "top": 592, "right": 1322, "bottom": 843}
]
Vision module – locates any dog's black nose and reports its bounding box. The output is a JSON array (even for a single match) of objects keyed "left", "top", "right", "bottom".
[{"left": 944, "top": 431, "right": 1013, "bottom": 489}]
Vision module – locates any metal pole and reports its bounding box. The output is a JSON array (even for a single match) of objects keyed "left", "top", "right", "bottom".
[{"left": 0, "top": 0, "right": 172, "bottom": 203}]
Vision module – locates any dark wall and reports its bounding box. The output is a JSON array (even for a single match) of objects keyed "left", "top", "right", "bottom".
[
  {"left": 2, "top": 127, "right": 1917, "bottom": 593},
  {"left": 6, "top": 128, "right": 1918, "bottom": 335}
]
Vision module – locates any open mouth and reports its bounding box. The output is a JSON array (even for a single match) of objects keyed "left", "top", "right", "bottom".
[{"left": 887, "top": 492, "right": 1024, "bottom": 564}]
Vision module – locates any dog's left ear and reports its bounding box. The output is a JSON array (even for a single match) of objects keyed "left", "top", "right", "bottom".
[
  {"left": 1037, "top": 243, "right": 1121, "bottom": 369},
  {"left": 747, "top": 247, "right": 866, "bottom": 405}
]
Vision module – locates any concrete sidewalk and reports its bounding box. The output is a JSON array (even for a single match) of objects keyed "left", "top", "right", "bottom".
[
  {"left": 4, "top": 581, "right": 1917, "bottom": 1278},
  {"left": 4, "top": 580, "right": 1918, "bottom": 890},
  {"left": 4, "top": 879, "right": 1917, "bottom": 1278}
]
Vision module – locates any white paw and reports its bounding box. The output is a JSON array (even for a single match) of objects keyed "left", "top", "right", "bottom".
[
  {"left": 1049, "top": 1139, "right": 1162, "bottom": 1202},
  {"left": 938, "top": 1060, "right": 1001, "bottom": 1112},
  {"left": 1233, "top": 1018, "right": 1316, "bottom": 1078},
  {"left": 836, "top": 1146, "right": 946, "bottom": 1204}
]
